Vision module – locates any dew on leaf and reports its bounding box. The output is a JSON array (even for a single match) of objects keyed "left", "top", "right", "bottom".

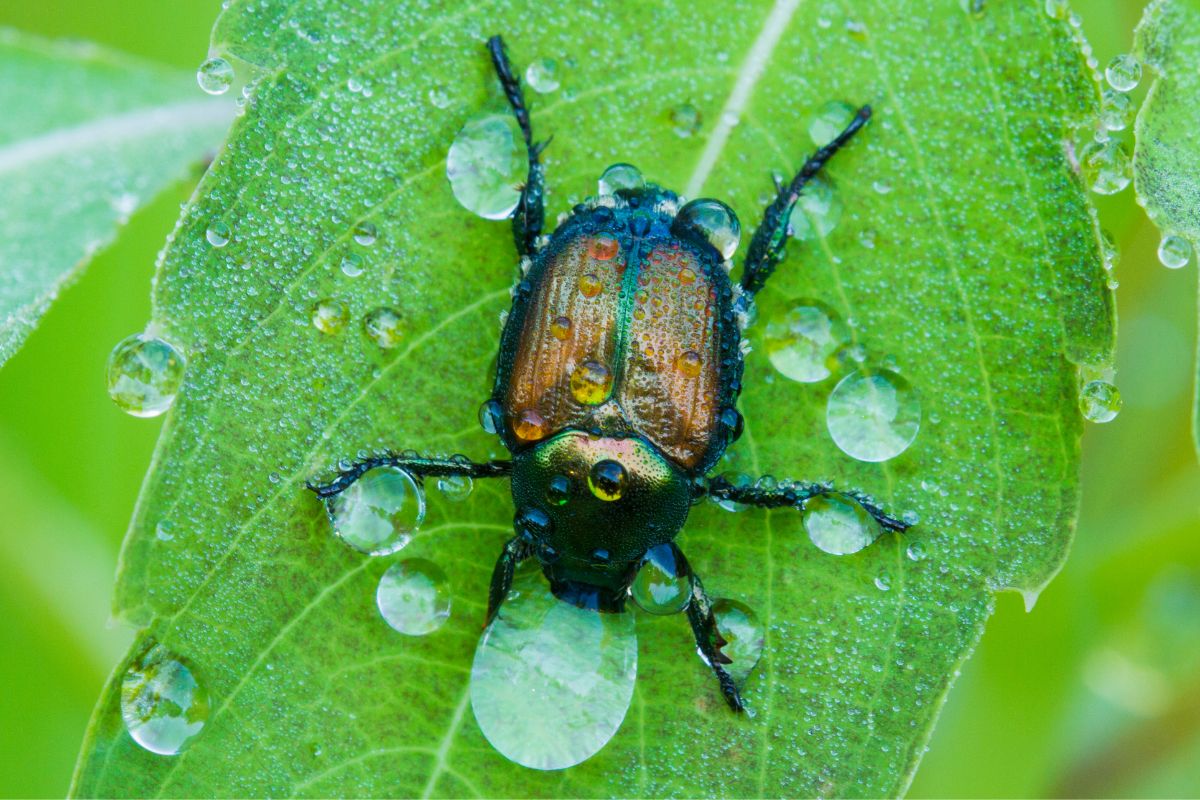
[
  {"left": 340, "top": 252, "right": 364, "bottom": 277},
  {"left": 707, "top": 599, "right": 764, "bottom": 686},
  {"left": 669, "top": 102, "right": 702, "bottom": 138},
  {"left": 787, "top": 175, "right": 842, "bottom": 241},
  {"left": 764, "top": 299, "right": 848, "bottom": 383},
  {"left": 363, "top": 307, "right": 403, "bottom": 349},
  {"left": 1099, "top": 88, "right": 1133, "bottom": 132},
  {"left": 446, "top": 114, "right": 525, "bottom": 220},
  {"left": 630, "top": 543, "right": 691, "bottom": 615},
  {"left": 205, "top": 220, "right": 230, "bottom": 248},
  {"left": 311, "top": 298, "right": 349, "bottom": 335},
  {"left": 874, "top": 571, "right": 892, "bottom": 591},
  {"left": 807, "top": 100, "right": 856, "bottom": 146},
  {"left": 107, "top": 333, "right": 186, "bottom": 417},
  {"left": 470, "top": 569, "right": 636, "bottom": 770},
  {"left": 121, "top": 642, "right": 209, "bottom": 755},
  {"left": 524, "top": 58, "right": 560, "bottom": 93},
  {"left": 826, "top": 368, "right": 921, "bottom": 462},
  {"left": 1044, "top": 0, "right": 1069, "bottom": 19},
  {"left": 352, "top": 221, "right": 377, "bottom": 246},
  {"left": 1079, "top": 380, "right": 1122, "bottom": 423},
  {"left": 428, "top": 85, "right": 450, "bottom": 109},
  {"left": 196, "top": 56, "right": 233, "bottom": 95},
  {"left": 803, "top": 492, "right": 882, "bottom": 555},
  {"left": 1080, "top": 139, "right": 1131, "bottom": 195},
  {"left": 325, "top": 466, "right": 425, "bottom": 555},
  {"left": 1157, "top": 234, "right": 1192, "bottom": 270},
  {"left": 376, "top": 559, "right": 451, "bottom": 636},
  {"left": 598, "top": 163, "right": 644, "bottom": 196},
  {"left": 906, "top": 541, "right": 927, "bottom": 561},
  {"left": 1104, "top": 54, "right": 1142, "bottom": 92}
]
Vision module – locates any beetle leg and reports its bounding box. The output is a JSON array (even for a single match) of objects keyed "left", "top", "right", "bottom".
[
  {"left": 739, "top": 105, "right": 872, "bottom": 299},
  {"left": 705, "top": 473, "right": 910, "bottom": 534},
  {"left": 307, "top": 453, "right": 511, "bottom": 499},
  {"left": 486, "top": 536, "right": 533, "bottom": 626},
  {"left": 684, "top": 566, "right": 746, "bottom": 713},
  {"left": 487, "top": 35, "right": 547, "bottom": 258}
]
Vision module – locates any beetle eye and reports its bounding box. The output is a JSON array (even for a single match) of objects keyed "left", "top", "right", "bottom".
[{"left": 671, "top": 198, "right": 741, "bottom": 260}]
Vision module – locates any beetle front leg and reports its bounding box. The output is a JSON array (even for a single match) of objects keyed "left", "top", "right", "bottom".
[
  {"left": 705, "top": 473, "right": 910, "bottom": 534},
  {"left": 487, "top": 35, "right": 547, "bottom": 258},
  {"left": 486, "top": 535, "right": 533, "bottom": 625},
  {"left": 683, "top": 565, "right": 746, "bottom": 713},
  {"left": 307, "top": 453, "right": 511, "bottom": 499}
]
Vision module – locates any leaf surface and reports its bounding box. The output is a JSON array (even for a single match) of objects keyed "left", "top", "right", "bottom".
[
  {"left": 0, "top": 29, "right": 230, "bottom": 367},
  {"left": 73, "top": 1, "right": 1113, "bottom": 796}
]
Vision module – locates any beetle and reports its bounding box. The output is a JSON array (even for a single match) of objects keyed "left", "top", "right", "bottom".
[{"left": 312, "top": 36, "right": 910, "bottom": 712}]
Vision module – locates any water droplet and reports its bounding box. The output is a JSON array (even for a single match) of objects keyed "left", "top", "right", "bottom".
[
  {"left": 353, "top": 221, "right": 377, "bottom": 246},
  {"left": 550, "top": 315, "right": 573, "bottom": 340},
  {"left": 1099, "top": 88, "right": 1133, "bottom": 132},
  {"left": 524, "top": 58, "right": 560, "bottom": 93},
  {"left": 669, "top": 103, "right": 702, "bottom": 138},
  {"left": 630, "top": 544, "right": 690, "bottom": 615},
  {"left": 340, "top": 252, "right": 364, "bottom": 277},
  {"left": 710, "top": 599, "right": 764, "bottom": 686},
  {"left": 514, "top": 408, "right": 549, "bottom": 442},
  {"left": 121, "top": 642, "right": 209, "bottom": 755},
  {"left": 906, "top": 541, "right": 926, "bottom": 561},
  {"left": 1157, "top": 234, "right": 1192, "bottom": 269},
  {"left": 808, "top": 100, "right": 856, "bottom": 146},
  {"left": 570, "top": 360, "right": 613, "bottom": 405},
  {"left": 787, "top": 176, "right": 842, "bottom": 241},
  {"left": 479, "top": 399, "right": 503, "bottom": 435},
  {"left": 578, "top": 272, "right": 603, "bottom": 298},
  {"left": 436, "top": 473, "right": 473, "bottom": 502},
  {"left": 1079, "top": 379, "right": 1122, "bottom": 423},
  {"left": 447, "top": 114, "right": 525, "bottom": 219},
  {"left": 764, "top": 299, "right": 849, "bottom": 383},
  {"left": 205, "top": 221, "right": 230, "bottom": 248},
  {"left": 311, "top": 298, "right": 349, "bottom": 335},
  {"left": 363, "top": 307, "right": 403, "bottom": 349},
  {"left": 826, "top": 368, "right": 921, "bottom": 462},
  {"left": 428, "top": 85, "right": 450, "bottom": 108},
  {"left": 598, "top": 163, "right": 645, "bottom": 196},
  {"left": 1105, "top": 54, "right": 1142, "bottom": 92},
  {"left": 802, "top": 492, "right": 882, "bottom": 555},
  {"left": 874, "top": 571, "right": 892, "bottom": 591},
  {"left": 588, "top": 459, "right": 626, "bottom": 502},
  {"left": 872, "top": 179, "right": 893, "bottom": 195},
  {"left": 586, "top": 235, "right": 620, "bottom": 261},
  {"left": 470, "top": 569, "right": 636, "bottom": 770},
  {"left": 155, "top": 520, "right": 175, "bottom": 541},
  {"left": 196, "top": 57, "right": 233, "bottom": 95},
  {"left": 546, "top": 474, "right": 571, "bottom": 506},
  {"left": 672, "top": 198, "right": 741, "bottom": 260},
  {"left": 958, "top": 0, "right": 986, "bottom": 16},
  {"left": 1044, "top": 0, "right": 1069, "bottom": 19},
  {"left": 714, "top": 472, "right": 750, "bottom": 512},
  {"left": 674, "top": 350, "right": 703, "bottom": 378},
  {"left": 326, "top": 466, "right": 425, "bottom": 555},
  {"left": 107, "top": 334, "right": 186, "bottom": 417},
  {"left": 376, "top": 559, "right": 451, "bottom": 635},
  {"left": 1080, "top": 139, "right": 1131, "bottom": 195}
]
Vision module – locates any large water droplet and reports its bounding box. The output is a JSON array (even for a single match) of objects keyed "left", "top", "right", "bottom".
[
  {"left": 826, "top": 368, "right": 921, "bottom": 462},
  {"left": 764, "top": 299, "right": 848, "bottom": 383},
  {"left": 598, "top": 163, "right": 645, "bottom": 196},
  {"left": 205, "top": 221, "right": 230, "bottom": 248},
  {"left": 1080, "top": 139, "right": 1131, "bottom": 195},
  {"left": 121, "top": 642, "right": 209, "bottom": 755},
  {"left": 672, "top": 199, "right": 741, "bottom": 260},
  {"left": 710, "top": 599, "right": 764, "bottom": 686},
  {"left": 524, "top": 58, "right": 560, "bottom": 93},
  {"left": 196, "top": 57, "right": 233, "bottom": 95},
  {"left": 807, "top": 100, "right": 856, "bottom": 146},
  {"left": 630, "top": 544, "right": 690, "bottom": 615},
  {"left": 326, "top": 466, "right": 425, "bottom": 555},
  {"left": 311, "top": 298, "right": 349, "bottom": 335},
  {"left": 470, "top": 570, "right": 637, "bottom": 770},
  {"left": 376, "top": 559, "right": 451, "bottom": 635},
  {"left": 446, "top": 114, "right": 525, "bottom": 219},
  {"left": 669, "top": 103, "right": 702, "bottom": 138},
  {"left": 1079, "top": 379, "right": 1122, "bottom": 423},
  {"left": 1157, "top": 234, "right": 1192, "bottom": 270},
  {"left": 802, "top": 492, "right": 882, "bottom": 555},
  {"left": 107, "top": 333, "right": 186, "bottom": 417},
  {"left": 1105, "top": 54, "right": 1142, "bottom": 92},
  {"left": 787, "top": 176, "right": 842, "bottom": 241}
]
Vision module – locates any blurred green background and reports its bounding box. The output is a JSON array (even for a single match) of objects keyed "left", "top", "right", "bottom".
[{"left": 0, "top": 1, "right": 1194, "bottom": 797}]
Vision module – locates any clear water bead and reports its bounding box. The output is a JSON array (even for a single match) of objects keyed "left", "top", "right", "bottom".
[
  {"left": 787, "top": 176, "right": 842, "bottom": 241},
  {"left": 630, "top": 544, "right": 690, "bottom": 615},
  {"left": 205, "top": 221, "right": 230, "bottom": 248},
  {"left": 709, "top": 599, "right": 765, "bottom": 686},
  {"left": 598, "top": 163, "right": 645, "bottom": 196},
  {"left": 436, "top": 473, "right": 474, "bottom": 502},
  {"left": 326, "top": 466, "right": 425, "bottom": 555},
  {"left": 826, "top": 368, "right": 921, "bottom": 462},
  {"left": 363, "top": 307, "right": 403, "bottom": 349},
  {"left": 376, "top": 559, "right": 451, "bottom": 636},
  {"left": 196, "top": 57, "right": 233, "bottom": 95},
  {"left": 446, "top": 114, "right": 525, "bottom": 219},
  {"left": 1099, "top": 88, "right": 1133, "bottom": 132},
  {"left": 311, "top": 298, "right": 349, "bottom": 335},
  {"left": 1079, "top": 380, "right": 1122, "bottom": 423},
  {"left": 764, "top": 299, "right": 849, "bottom": 383},
  {"left": 353, "top": 221, "right": 378, "bottom": 246},
  {"left": 808, "top": 100, "right": 856, "bottom": 146},
  {"left": 470, "top": 569, "right": 636, "bottom": 770},
  {"left": 672, "top": 198, "right": 741, "bottom": 260},
  {"left": 121, "top": 643, "right": 209, "bottom": 755},
  {"left": 524, "top": 58, "right": 560, "bottom": 93},
  {"left": 803, "top": 493, "right": 882, "bottom": 555},
  {"left": 1105, "top": 54, "right": 1142, "bottom": 92},
  {"left": 669, "top": 103, "right": 702, "bottom": 138},
  {"left": 1157, "top": 234, "right": 1192, "bottom": 269},
  {"left": 1080, "top": 139, "right": 1131, "bottom": 195},
  {"left": 107, "top": 333, "right": 186, "bottom": 417}
]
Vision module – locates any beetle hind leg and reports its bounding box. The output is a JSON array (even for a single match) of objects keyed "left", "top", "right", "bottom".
[
  {"left": 684, "top": 565, "right": 747, "bottom": 713},
  {"left": 705, "top": 473, "right": 912, "bottom": 534},
  {"left": 487, "top": 35, "right": 547, "bottom": 259}
]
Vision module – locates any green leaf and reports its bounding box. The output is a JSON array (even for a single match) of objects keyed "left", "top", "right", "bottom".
[
  {"left": 72, "top": 1, "right": 1114, "bottom": 796},
  {"left": 1131, "top": 0, "right": 1200, "bottom": 459},
  {"left": 0, "top": 29, "right": 231, "bottom": 368}
]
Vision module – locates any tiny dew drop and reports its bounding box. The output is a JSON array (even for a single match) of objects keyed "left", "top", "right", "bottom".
[
  {"left": 598, "top": 163, "right": 645, "bottom": 196},
  {"left": 1099, "top": 88, "right": 1133, "bottom": 132},
  {"left": 826, "top": 368, "right": 921, "bottom": 462},
  {"left": 714, "top": 472, "right": 750, "bottom": 512},
  {"left": 1079, "top": 379, "right": 1122, "bottom": 423},
  {"left": 107, "top": 333, "right": 186, "bottom": 417},
  {"left": 807, "top": 100, "right": 856, "bottom": 146},
  {"left": 446, "top": 114, "right": 525, "bottom": 220},
  {"left": 1044, "top": 0, "right": 1069, "bottom": 19},
  {"left": 802, "top": 492, "right": 881, "bottom": 555},
  {"left": 1105, "top": 54, "right": 1142, "bottom": 92},
  {"left": 958, "top": 0, "right": 986, "bottom": 16},
  {"left": 376, "top": 559, "right": 451, "bottom": 636},
  {"left": 1080, "top": 139, "right": 1131, "bottom": 195},
  {"left": 311, "top": 298, "right": 349, "bottom": 335},
  {"left": 764, "top": 299, "right": 849, "bottom": 383},
  {"left": 353, "top": 221, "right": 378, "bottom": 246},
  {"left": 1157, "top": 234, "right": 1193, "bottom": 270},
  {"left": 205, "top": 221, "right": 230, "bottom": 248},
  {"left": 630, "top": 544, "right": 690, "bottom": 615},
  {"left": 363, "top": 307, "right": 403, "bottom": 349},
  {"left": 428, "top": 85, "right": 451, "bottom": 108},
  {"left": 155, "top": 520, "right": 176, "bottom": 541},
  {"left": 906, "top": 541, "right": 926, "bottom": 562},
  {"left": 326, "top": 466, "right": 425, "bottom": 555},
  {"left": 524, "top": 58, "right": 560, "bottom": 93},
  {"left": 437, "top": 473, "right": 474, "bottom": 502},
  {"left": 874, "top": 571, "right": 892, "bottom": 591},
  {"left": 669, "top": 103, "right": 702, "bottom": 138},
  {"left": 196, "top": 56, "right": 233, "bottom": 95},
  {"left": 340, "top": 252, "right": 364, "bottom": 277},
  {"left": 121, "top": 642, "right": 209, "bottom": 755},
  {"left": 708, "top": 599, "right": 765, "bottom": 686}
]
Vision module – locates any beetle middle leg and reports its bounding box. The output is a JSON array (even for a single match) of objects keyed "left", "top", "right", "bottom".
[
  {"left": 486, "top": 535, "right": 534, "bottom": 625},
  {"left": 307, "top": 453, "right": 511, "bottom": 499},
  {"left": 705, "top": 473, "right": 910, "bottom": 533},
  {"left": 739, "top": 105, "right": 872, "bottom": 299},
  {"left": 487, "top": 35, "right": 547, "bottom": 259}
]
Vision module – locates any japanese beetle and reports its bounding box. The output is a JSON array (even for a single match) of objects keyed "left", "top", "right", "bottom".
[{"left": 313, "top": 35, "right": 909, "bottom": 712}]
